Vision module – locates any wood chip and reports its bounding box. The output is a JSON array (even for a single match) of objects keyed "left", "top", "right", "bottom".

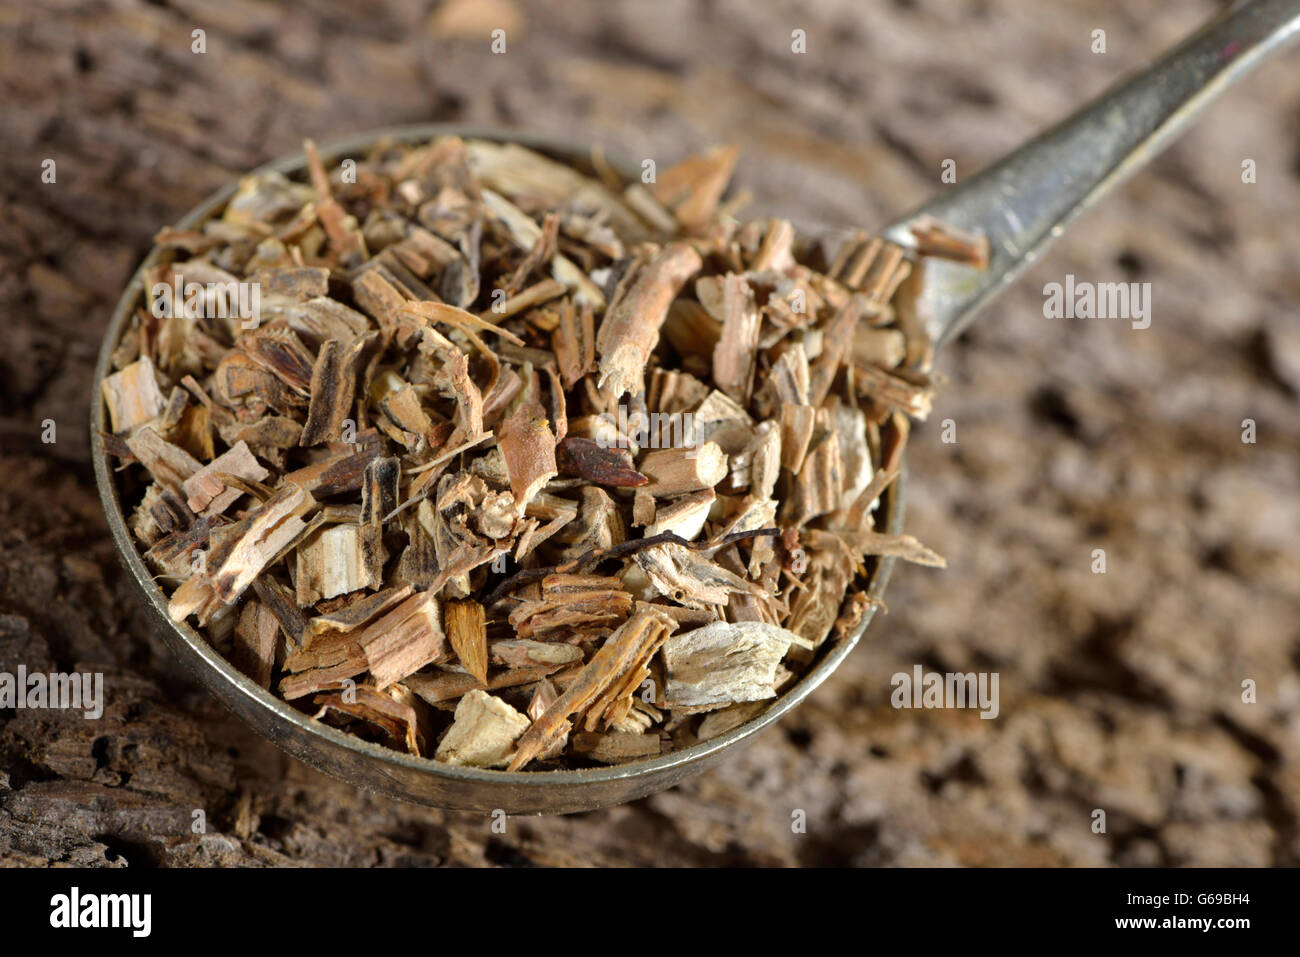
[
  {"left": 445, "top": 598, "right": 488, "bottom": 685},
  {"left": 497, "top": 400, "right": 558, "bottom": 511},
  {"left": 101, "top": 356, "right": 167, "bottom": 433},
  {"left": 595, "top": 243, "right": 702, "bottom": 399},
  {"left": 662, "top": 620, "right": 796, "bottom": 711},
  {"left": 435, "top": 689, "right": 531, "bottom": 769},
  {"left": 232, "top": 600, "right": 278, "bottom": 688}
]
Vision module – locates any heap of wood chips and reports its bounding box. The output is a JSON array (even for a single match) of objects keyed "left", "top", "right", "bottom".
[{"left": 102, "top": 136, "right": 984, "bottom": 771}]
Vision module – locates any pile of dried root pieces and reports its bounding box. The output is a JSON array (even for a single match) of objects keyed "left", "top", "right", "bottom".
[{"left": 102, "top": 136, "right": 985, "bottom": 770}]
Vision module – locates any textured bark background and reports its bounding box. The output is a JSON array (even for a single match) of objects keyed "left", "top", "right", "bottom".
[{"left": 2, "top": 0, "right": 1298, "bottom": 866}]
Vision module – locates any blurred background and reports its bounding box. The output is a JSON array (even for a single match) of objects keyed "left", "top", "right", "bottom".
[{"left": 1, "top": 0, "right": 1297, "bottom": 865}]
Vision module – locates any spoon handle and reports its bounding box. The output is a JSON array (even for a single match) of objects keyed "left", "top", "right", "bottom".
[{"left": 883, "top": 0, "right": 1300, "bottom": 348}]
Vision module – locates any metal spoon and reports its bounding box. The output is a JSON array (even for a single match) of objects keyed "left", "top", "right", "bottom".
[
  {"left": 93, "top": 0, "right": 1300, "bottom": 813},
  {"left": 884, "top": 0, "right": 1300, "bottom": 348}
]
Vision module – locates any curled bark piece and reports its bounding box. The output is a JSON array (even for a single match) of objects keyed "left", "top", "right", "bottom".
[{"left": 595, "top": 242, "right": 702, "bottom": 400}]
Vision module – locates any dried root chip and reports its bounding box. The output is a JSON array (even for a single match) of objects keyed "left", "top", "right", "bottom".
[{"left": 435, "top": 689, "right": 531, "bottom": 769}]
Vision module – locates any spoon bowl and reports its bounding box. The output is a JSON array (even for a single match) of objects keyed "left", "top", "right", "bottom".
[{"left": 92, "top": 124, "right": 905, "bottom": 814}]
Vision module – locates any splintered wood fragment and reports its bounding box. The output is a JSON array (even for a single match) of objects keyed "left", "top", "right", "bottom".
[
  {"left": 279, "top": 640, "right": 367, "bottom": 699},
  {"left": 852, "top": 363, "right": 935, "bottom": 419},
  {"left": 783, "top": 410, "right": 842, "bottom": 525},
  {"left": 572, "top": 732, "right": 663, "bottom": 764},
  {"left": 434, "top": 689, "right": 530, "bottom": 768},
  {"left": 466, "top": 140, "right": 648, "bottom": 242},
  {"left": 406, "top": 664, "right": 561, "bottom": 706},
  {"left": 778, "top": 404, "right": 815, "bottom": 474},
  {"left": 632, "top": 488, "right": 656, "bottom": 527},
  {"left": 639, "top": 442, "right": 726, "bottom": 497},
  {"left": 252, "top": 577, "right": 309, "bottom": 649},
  {"left": 351, "top": 268, "right": 413, "bottom": 338},
  {"left": 839, "top": 463, "right": 900, "bottom": 534},
  {"left": 300, "top": 333, "right": 375, "bottom": 446},
  {"left": 503, "top": 210, "right": 560, "bottom": 294},
  {"left": 303, "top": 139, "right": 368, "bottom": 267},
  {"left": 445, "top": 599, "right": 488, "bottom": 685},
  {"left": 208, "top": 483, "right": 317, "bottom": 606},
  {"left": 491, "top": 639, "right": 585, "bottom": 669},
  {"left": 403, "top": 299, "right": 527, "bottom": 347},
  {"left": 241, "top": 327, "right": 316, "bottom": 395},
  {"left": 552, "top": 300, "right": 595, "bottom": 389},
  {"left": 649, "top": 145, "right": 739, "bottom": 233},
  {"left": 807, "top": 297, "right": 863, "bottom": 405},
  {"left": 429, "top": 348, "right": 484, "bottom": 446},
  {"left": 251, "top": 266, "right": 330, "bottom": 300},
  {"left": 595, "top": 243, "right": 702, "bottom": 399},
  {"left": 486, "top": 277, "right": 568, "bottom": 320},
  {"left": 283, "top": 434, "right": 383, "bottom": 497},
  {"left": 377, "top": 382, "right": 433, "bottom": 448},
  {"left": 648, "top": 367, "right": 710, "bottom": 414},
  {"left": 785, "top": 531, "right": 855, "bottom": 650},
  {"left": 746, "top": 422, "right": 781, "bottom": 500},
  {"left": 767, "top": 344, "right": 811, "bottom": 407},
  {"left": 646, "top": 489, "right": 714, "bottom": 541},
  {"left": 102, "top": 356, "right": 166, "bottom": 433},
  {"left": 750, "top": 219, "right": 797, "bottom": 273},
  {"left": 830, "top": 234, "right": 882, "bottom": 288},
  {"left": 550, "top": 486, "right": 622, "bottom": 560},
  {"left": 712, "top": 274, "right": 760, "bottom": 403},
  {"left": 556, "top": 437, "right": 647, "bottom": 487},
  {"left": 167, "top": 573, "right": 222, "bottom": 625},
  {"left": 506, "top": 585, "right": 632, "bottom": 640},
  {"left": 507, "top": 605, "right": 677, "bottom": 770},
  {"left": 126, "top": 426, "right": 202, "bottom": 493},
  {"left": 541, "top": 573, "right": 625, "bottom": 600},
  {"left": 662, "top": 620, "right": 795, "bottom": 711},
  {"left": 302, "top": 585, "right": 413, "bottom": 643},
  {"left": 143, "top": 516, "right": 214, "bottom": 580},
  {"left": 182, "top": 440, "right": 269, "bottom": 516},
  {"left": 526, "top": 678, "right": 568, "bottom": 760},
  {"left": 622, "top": 182, "right": 678, "bottom": 233},
  {"left": 219, "top": 415, "right": 302, "bottom": 460},
  {"left": 862, "top": 244, "right": 910, "bottom": 305},
  {"left": 295, "top": 523, "right": 384, "bottom": 604},
  {"left": 697, "top": 700, "right": 768, "bottom": 740},
  {"left": 233, "top": 600, "right": 278, "bottom": 688},
  {"left": 834, "top": 404, "right": 873, "bottom": 509},
  {"left": 661, "top": 299, "right": 720, "bottom": 360},
  {"left": 130, "top": 483, "right": 193, "bottom": 547},
  {"left": 838, "top": 529, "right": 947, "bottom": 567},
  {"left": 691, "top": 390, "right": 754, "bottom": 454},
  {"left": 910, "top": 215, "right": 990, "bottom": 267},
  {"left": 852, "top": 327, "right": 907, "bottom": 370},
  {"left": 356, "top": 588, "right": 446, "bottom": 688},
  {"left": 312, "top": 684, "right": 424, "bottom": 755},
  {"left": 283, "top": 591, "right": 427, "bottom": 698},
  {"left": 497, "top": 400, "right": 557, "bottom": 510},
  {"left": 214, "top": 349, "right": 302, "bottom": 417},
  {"left": 633, "top": 542, "right": 750, "bottom": 609},
  {"left": 360, "top": 456, "right": 399, "bottom": 526}
]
